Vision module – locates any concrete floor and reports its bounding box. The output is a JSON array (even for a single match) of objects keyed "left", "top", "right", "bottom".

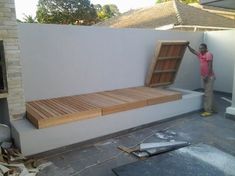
[{"left": 34, "top": 92, "right": 235, "bottom": 176}]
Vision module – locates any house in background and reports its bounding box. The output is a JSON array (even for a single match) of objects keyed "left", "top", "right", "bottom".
[
  {"left": 190, "top": 3, "right": 235, "bottom": 20},
  {"left": 200, "top": 0, "right": 235, "bottom": 9},
  {"left": 95, "top": 0, "right": 235, "bottom": 31}
]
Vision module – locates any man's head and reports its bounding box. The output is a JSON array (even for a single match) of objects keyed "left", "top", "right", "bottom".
[{"left": 199, "top": 43, "right": 207, "bottom": 54}]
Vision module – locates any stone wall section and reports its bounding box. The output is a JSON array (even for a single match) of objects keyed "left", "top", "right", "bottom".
[{"left": 0, "top": 0, "right": 26, "bottom": 120}]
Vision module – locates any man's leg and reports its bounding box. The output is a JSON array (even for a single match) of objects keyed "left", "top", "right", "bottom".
[{"left": 203, "top": 77, "right": 214, "bottom": 115}]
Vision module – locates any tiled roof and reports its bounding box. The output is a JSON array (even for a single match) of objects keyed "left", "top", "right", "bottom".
[
  {"left": 190, "top": 3, "right": 235, "bottom": 19},
  {"left": 95, "top": 0, "right": 235, "bottom": 29}
]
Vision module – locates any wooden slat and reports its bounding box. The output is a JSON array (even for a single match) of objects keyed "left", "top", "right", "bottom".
[
  {"left": 147, "top": 93, "right": 181, "bottom": 105},
  {"left": 48, "top": 99, "right": 77, "bottom": 114},
  {"left": 37, "top": 109, "right": 101, "bottom": 128},
  {"left": 99, "top": 89, "right": 147, "bottom": 115},
  {"left": 27, "top": 102, "right": 52, "bottom": 119},
  {"left": 158, "top": 56, "right": 181, "bottom": 60},
  {"left": 131, "top": 87, "right": 181, "bottom": 105},
  {"left": 26, "top": 112, "right": 40, "bottom": 128},
  {"left": 26, "top": 87, "right": 182, "bottom": 129},
  {"left": 149, "top": 82, "right": 172, "bottom": 87},
  {"left": 26, "top": 103, "right": 47, "bottom": 120},
  {"left": 67, "top": 93, "right": 136, "bottom": 115},
  {"left": 78, "top": 93, "right": 126, "bottom": 107},
  {"left": 78, "top": 90, "right": 146, "bottom": 115},
  {"left": 26, "top": 96, "right": 102, "bottom": 128},
  {"left": 145, "top": 40, "right": 189, "bottom": 87}
]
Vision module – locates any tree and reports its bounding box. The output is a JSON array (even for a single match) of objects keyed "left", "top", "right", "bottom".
[
  {"left": 96, "top": 4, "right": 120, "bottom": 21},
  {"left": 23, "top": 14, "right": 37, "bottom": 23},
  {"left": 181, "top": 0, "right": 199, "bottom": 3},
  {"left": 108, "top": 4, "right": 120, "bottom": 17},
  {"left": 94, "top": 4, "right": 102, "bottom": 12},
  {"left": 36, "top": 0, "right": 98, "bottom": 25}
]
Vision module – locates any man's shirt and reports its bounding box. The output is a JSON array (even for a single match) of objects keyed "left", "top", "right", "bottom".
[{"left": 197, "top": 52, "right": 214, "bottom": 77}]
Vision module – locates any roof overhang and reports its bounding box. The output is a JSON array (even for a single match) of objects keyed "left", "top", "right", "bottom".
[
  {"left": 155, "top": 24, "right": 175, "bottom": 30},
  {"left": 155, "top": 24, "right": 234, "bottom": 31},
  {"left": 200, "top": 0, "right": 235, "bottom": 9}
]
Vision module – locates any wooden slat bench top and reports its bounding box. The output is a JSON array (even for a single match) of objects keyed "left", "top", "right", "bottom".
[{"left": 26, "top": 87, "right": 182, "bottom": 129}]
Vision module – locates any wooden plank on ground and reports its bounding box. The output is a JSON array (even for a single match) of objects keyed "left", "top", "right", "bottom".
[{"left": 112, "top": 144, "right": 230, "bottom": 176}]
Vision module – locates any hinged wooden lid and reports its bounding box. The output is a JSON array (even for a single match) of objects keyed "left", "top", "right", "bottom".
[{"left": 145, "top": 40, "right": 189, "bottom": 87}]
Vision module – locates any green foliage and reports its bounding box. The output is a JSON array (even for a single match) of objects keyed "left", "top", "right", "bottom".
[
  {"left": 108, "top": 4, "right": 120, "bottom": 17},
  {"left": 23, "top": 14, "right": 37, "bottom": 23},
  {"left": 94, "top": 4, "right": 102, "bottom": 12},
  {"left": 36, "top": 0, "right": 98, "bottom": 25},
  {"left": 156, "top": 0, "right": 199, "bottom": 3},
  {"left": 96, "top": 4, "right": 120, "bottom": 21},
  {"left": 181, "top": 0, "right": 199, "bottom": 3},
  {"left": 17, "top": 19, "right": 23, "bottom": 23}
]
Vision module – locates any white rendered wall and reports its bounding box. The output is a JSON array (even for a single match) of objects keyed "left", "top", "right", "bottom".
[
  {"left": 18, "top": 24, "right": 203, "bottom": 101},
  {"left": 204, "top": 30, "right": 235, "bottom": 93}
]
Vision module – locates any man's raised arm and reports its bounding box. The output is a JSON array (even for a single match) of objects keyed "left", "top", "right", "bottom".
[{"left": 188, "top": 45, "right": 199, "bottom": 56}]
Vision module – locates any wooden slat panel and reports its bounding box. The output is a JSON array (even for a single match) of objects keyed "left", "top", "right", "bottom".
[
  {"left": 132, "top": 87, "right": 182, "bottom": 105},
  {"left": 67, "top": 93, "right": 139, "bottom": 115},
  {"left": 146, "top": 40, "right": 189, "bottom": 87},
  {"left": 77, "top": 90, "right": 146, "bottom": 115},
  {"left": 158, "top": 56, "right": 181, "bottom": 60},
  {"left": 26, "top": 103, "right": 47, "bottom": 120},
  {"left": 78, "top": 93, "right": 126, "bottom": 107},
  {"left": 28, "top": 102, "right": 53, "bottom": 118},
  {"left": 26, "top": 96, "right": 102, "bottom": 128},
  {"left": 100, "top": 89, "right": 147, "bottom": 102},
  {"left": 36, "top": 109, "right": 101, "bottom": 128},
  {"left": 26, "top": 87, "right": 182, "bottom": 129},
  {"left": 98, "top": 89, "right": 147, "bottom": 115}
]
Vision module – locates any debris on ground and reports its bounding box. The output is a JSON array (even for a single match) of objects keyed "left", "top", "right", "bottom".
[
  {"left": 221, "top": 97, "right": 232, "bottom": 104},
  {"left": 139, "top": 141, "right": 189, "bottom": 151},
  {"left": 133, "top": 141, "right": 190, "bottom": 158},
  {"left": 0, "top": 145, "right": 51, "bottom": 176},
  {"left": 1, "top": 142, "right": 12, "bottom": 149},
  {"left": 155, "top": 130, "right": 176, "bottom": 140},
  {"left": 118, "top": 145, "right": 139, "bottom": 154},
  {"left": 0, "top": 123, "right": 51, "bottom": 175},
  {"left": 118, "top": 130, "right": 190, "bottom": 158}
]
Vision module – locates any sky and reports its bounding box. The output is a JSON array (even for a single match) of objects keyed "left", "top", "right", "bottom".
[{"left": 15, "top": 0, "right": 156, "bottom": 20}]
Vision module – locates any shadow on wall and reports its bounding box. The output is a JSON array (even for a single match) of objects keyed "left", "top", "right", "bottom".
[{"left": 204, "top": 30, "right": 235, "bottom": 93}]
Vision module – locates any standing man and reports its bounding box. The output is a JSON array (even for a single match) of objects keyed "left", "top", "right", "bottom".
[{"left": 188, "top": 43, "right": 215, "bottom": 117}]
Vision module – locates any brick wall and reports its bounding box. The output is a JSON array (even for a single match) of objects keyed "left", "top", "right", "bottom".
[{"left": 0, "top": 0, "right": 26, "bottom": 120}]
